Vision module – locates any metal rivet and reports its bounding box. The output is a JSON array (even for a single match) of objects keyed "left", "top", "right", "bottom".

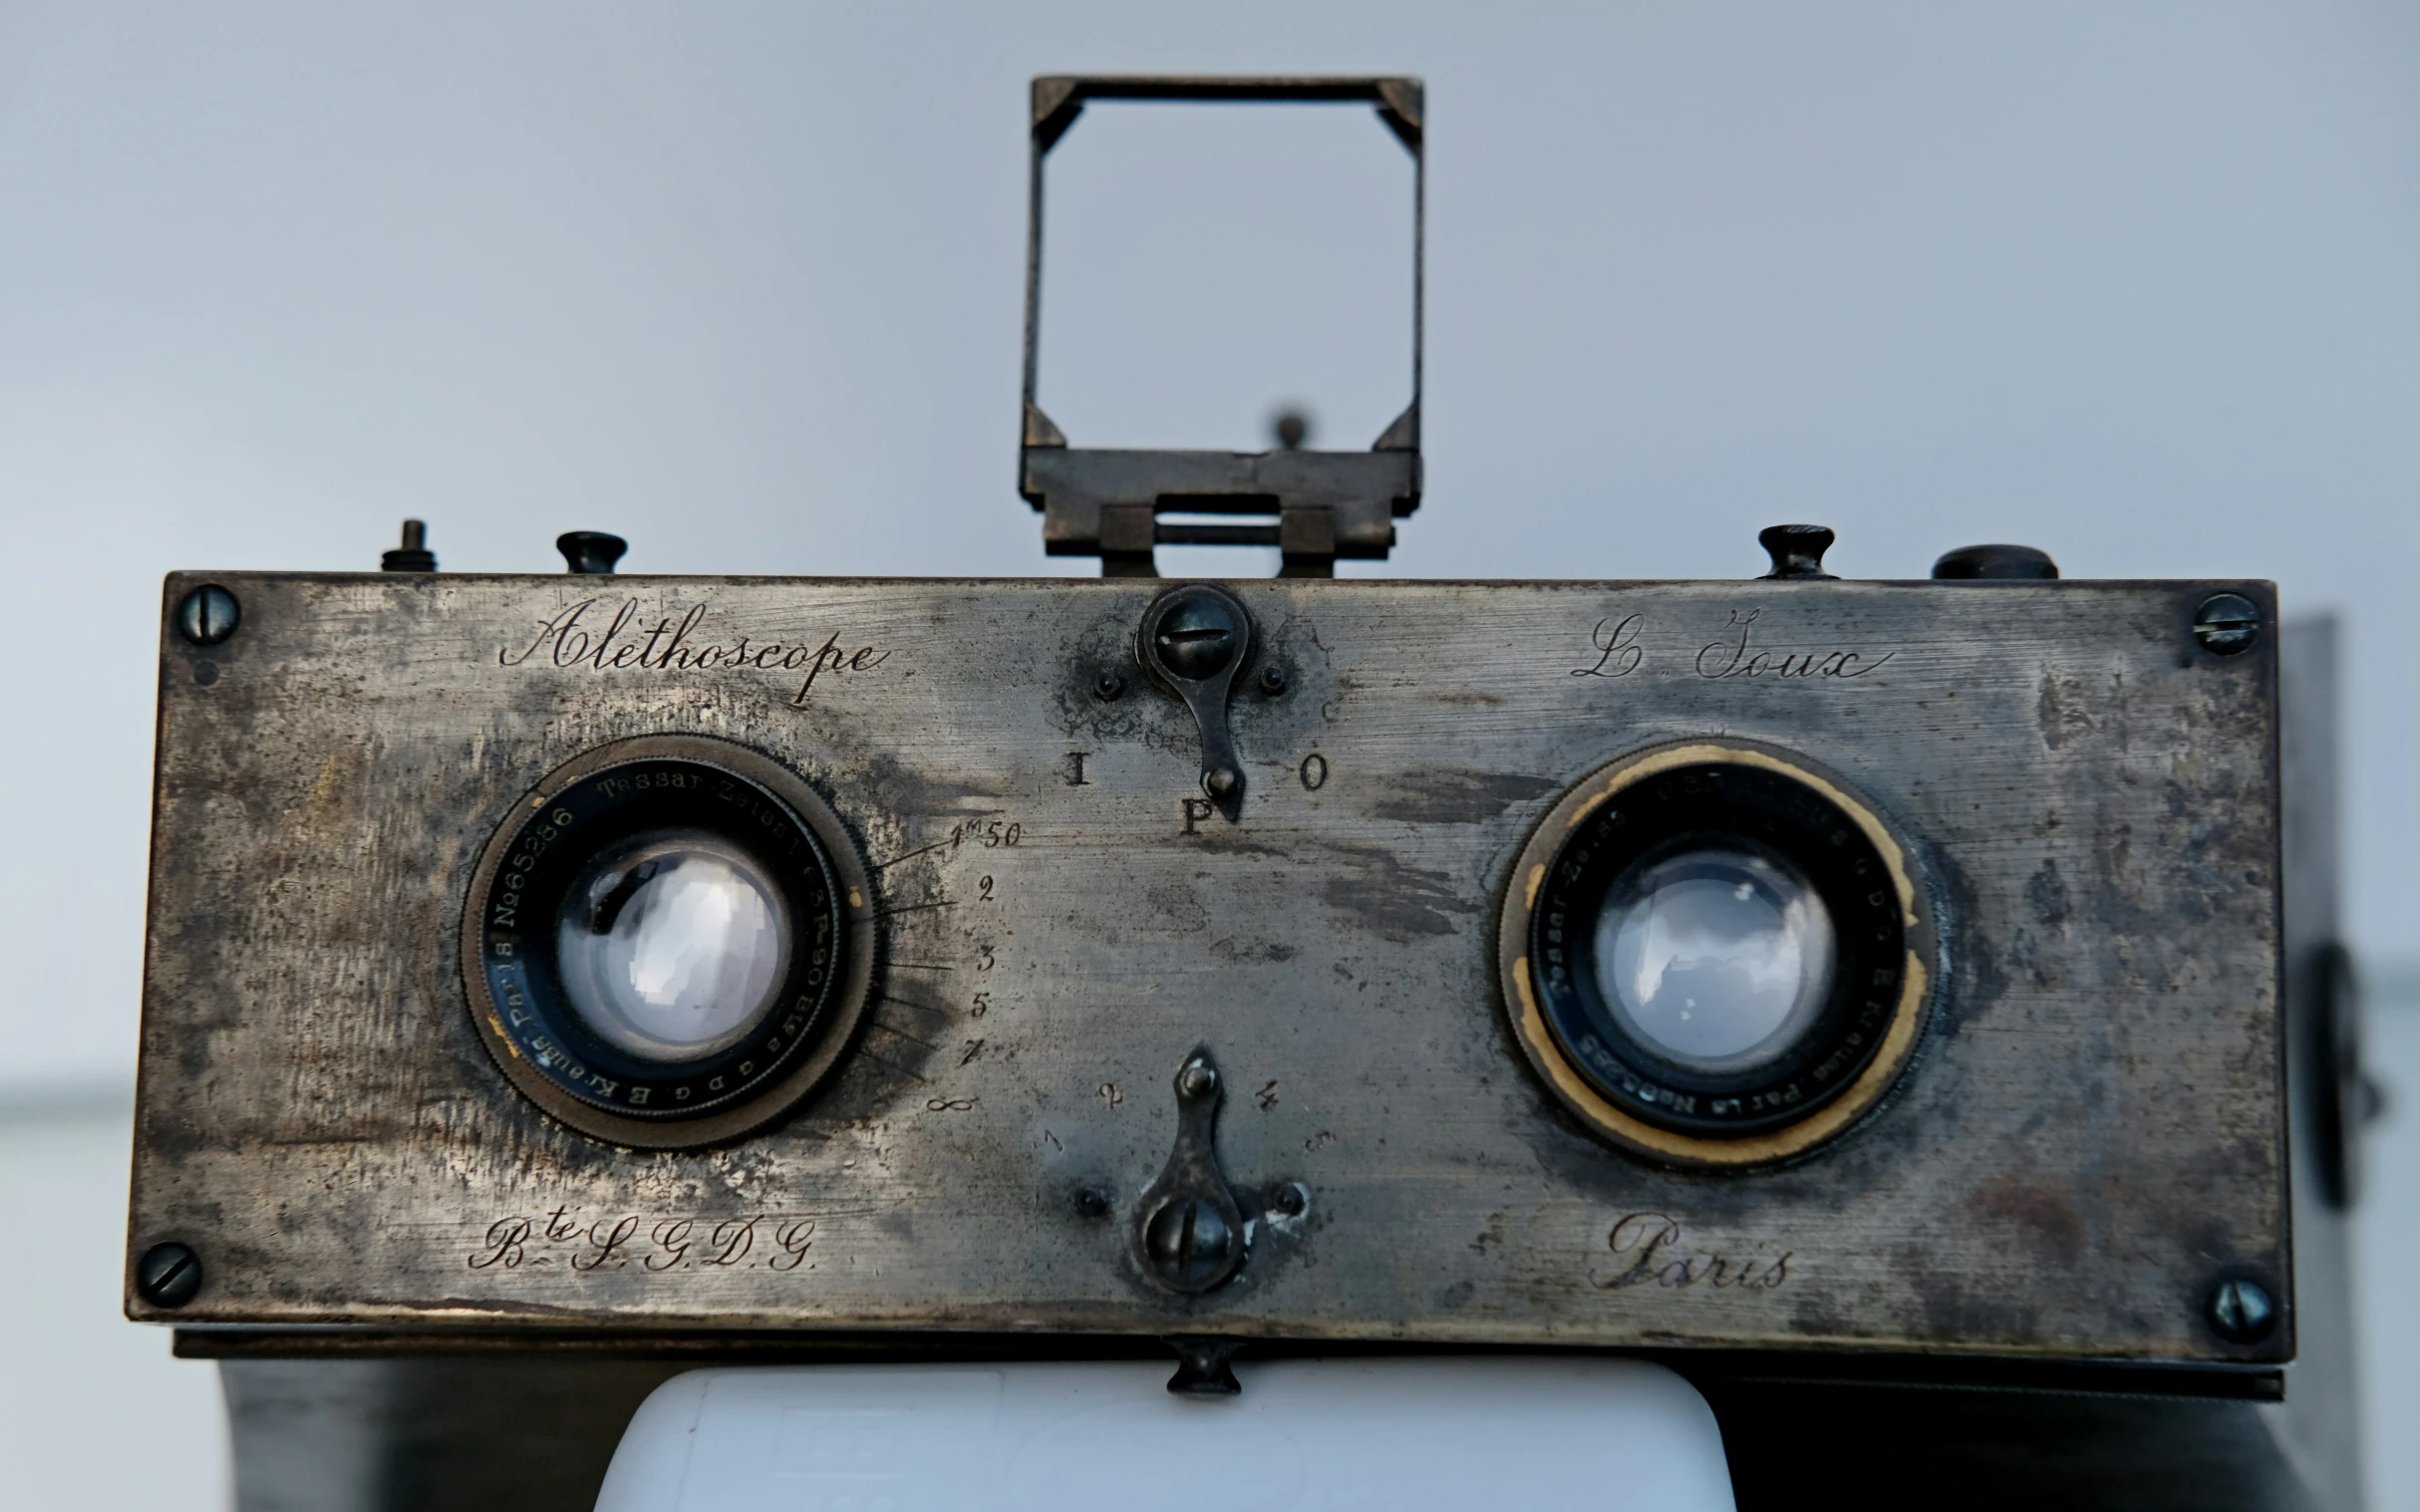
[
  {"left": 1268, "top": 1181, "right": 1308, "bottom": 1218},
  {"left": 2206, "top": 1278, "right": 2276, "bottom": 1344},
  {"left": 1204, "top": 765, "right": 1240, "bottom": 800},
  {"left": 172, "top": 585, "right": 240, "bottom": 647},
  {"left": 2193, "top": 593, "right": 2262, "bottom": 656},
  {"left": 1093, "top": 672, "right": 1126, "bottom": 702},
  {"left": 1074, "top": 1186, "right": 1111, "bottom": 1219},
  {"left": 192, "top": 661, "right": 219, "bottom": 687},
  {"left": 1177, "top": 1062, "right": 1219, "bottom": 1100},
  {"left": 1257, "top": 664, "right": 1290, "bottom": 696},
  {"left": 136, "top": 1242, "right": 203, "bottom": 1308}
]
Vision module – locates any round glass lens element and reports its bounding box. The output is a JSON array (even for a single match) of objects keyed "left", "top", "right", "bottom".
[
  {"left": 1593, "top": 844, "right": 1835, "bottom": 1074},
  {"left": 554, "top": 830, "right": 792, "bottom": 1063}
]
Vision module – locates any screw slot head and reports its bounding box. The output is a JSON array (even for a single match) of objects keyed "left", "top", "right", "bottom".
[
  {"left": 136, "top": 1242, "right": 203, "bottom": 1308},
  {"left": 1151, "top": 596, "right": 1243, "bottom": 682},
  {"left": 2207, "top": 1278, "right": 2276, "bottom": 1344},
  {"left": 172, "top": 585, "right": 240, "bottom": 647},
  {"left": 1142, "top": 1197, "right": 1238, "bottom": 1290},
  {"left": 1093, "top": 672, "right": 1126, "bottom": 702},
  {"left": 2193, "top": 593, "right": 2262, "bottom": 656},
  {"left": 1257, "top": 664, "right": 1290, "bottom": 695}
]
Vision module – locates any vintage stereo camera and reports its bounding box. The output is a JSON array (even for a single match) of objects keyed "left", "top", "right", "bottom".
[{"left": 127, "top": 79, "right": 2362, "bottom": 1512}]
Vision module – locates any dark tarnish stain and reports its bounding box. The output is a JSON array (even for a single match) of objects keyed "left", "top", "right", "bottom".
[
  {"left": 1318, "top": 843, "right": 1473, "bottom": 942},
  {"left": 1210, "top": 938, "right": 1299, "bottom": 964},
  {"left": 1368, "top": 770, "right": 1560, "bottom": 825},
  {"left": 1904, "top": 1242, "right": 2045, "bottom": 1345},
  {"left": 1971, "top": 1178, "right": 2086, "bottom": 1266},
  {"left": 852, "top": 747, "right": 998, "bottom": 815},
  {"left": 1143, "top": 882, "right": 1210, "bottom": 934},
  {"left": 2025, "top": 858, "right": 2070, "bottom": 928}
]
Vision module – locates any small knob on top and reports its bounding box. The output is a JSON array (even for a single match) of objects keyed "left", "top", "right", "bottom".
[
  {"left": 1932, "top": 544, "right": 2058, "bottom": 580},
  {"left": 1758, "top": 524, "right": 1837, "bottom": 580},
  {"left": 381, "top": 519, "right": 437, "bottom": 573},
  {"left": 556, "top": 531, "right": 628, "bottom": 575}
]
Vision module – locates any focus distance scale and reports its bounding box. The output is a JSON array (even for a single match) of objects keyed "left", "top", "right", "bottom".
[{"left": 461, "top": 734, "right": 877, "bottom": 1149}]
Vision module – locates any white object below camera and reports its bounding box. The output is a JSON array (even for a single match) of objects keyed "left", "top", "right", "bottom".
[{"left": 595, "top": 1357, "right": 1735, "bottom": 1511}]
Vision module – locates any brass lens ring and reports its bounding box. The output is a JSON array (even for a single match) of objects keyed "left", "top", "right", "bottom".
[
  {"left": 460, "top": 735, "right": 877, "bottom": 1150},
  {"left": 1498, "top": 740, "right": 1936, "bottom": 1169}
]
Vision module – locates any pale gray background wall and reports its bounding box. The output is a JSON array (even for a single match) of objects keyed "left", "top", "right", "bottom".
[{"left": 1, "top": 3, "right": 2413, "bottom": 1507}]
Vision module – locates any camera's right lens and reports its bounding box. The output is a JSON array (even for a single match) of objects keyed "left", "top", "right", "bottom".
[
  {"left": 1502, "top": 744, "right": 1932, "bottom": 1160},
  {"left": 554, "top": 830, "right": 792, "bottom": 1063},
  {"left": 1593, "top": 843, "right": 1835, "bottom": 1075}
]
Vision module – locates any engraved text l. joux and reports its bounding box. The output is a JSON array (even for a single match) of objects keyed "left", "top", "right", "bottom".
[
  {"left": 1571, "top": 608, "right": 1895, "bottom": 682},
  {"left": 1592, "top": 1212, "right": 1792, "bottom": 1293},
  {"left": 499, "top": 598, "right": 892, "bottom": 705},
  {"left": 1694, "top": 609, "right": 1894, "bottom": 680}
]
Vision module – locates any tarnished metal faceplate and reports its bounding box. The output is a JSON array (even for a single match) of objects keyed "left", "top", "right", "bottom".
[{"left": 130, "top": 575, "right": 2284, "bottom": 1363}]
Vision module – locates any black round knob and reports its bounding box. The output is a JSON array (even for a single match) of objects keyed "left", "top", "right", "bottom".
[
  {"left": 1757, "top": 524, "right": 1837, "bottom": 580},
  {"left": 381, "top": 519, "right": 437, "bottom": 573},
  {"left": 557, "top": 531, "right": 629, "bottom": 575},
  {"left": 1933, "top": 544, "right": 2058, "bottom": 580}
]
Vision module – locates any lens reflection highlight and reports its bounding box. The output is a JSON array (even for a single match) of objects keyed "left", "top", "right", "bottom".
[
  {"left": 1593, "top": 844, "right": 1834, "bottom": 1073},
  {"left": 555, "top": 830, "right": 790, "bottom": 1062}
]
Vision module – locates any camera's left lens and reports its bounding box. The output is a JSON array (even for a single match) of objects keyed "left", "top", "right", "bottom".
[
  {"left": 464, "top": 737, "right": 876, "bottom": 1148},
  {"left": 555, "top": 830, "right": 791, "bottom": 1063}
]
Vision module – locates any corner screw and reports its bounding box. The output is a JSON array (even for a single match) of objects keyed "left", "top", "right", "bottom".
[
  {"left": 172, "top": 585, "right": 240, "bottom": 647},
  {"left": 1093, "top": 672, "right": 1126, "bottom": 702},
  {"left": 2206, "top": 1278, "right": 2276, "bottom": 1344},
  {"left": 2193, "top": 593, "right": 2262, "bottom": 656},
  {"left": 1074, "top": 1186, "right": 1112, "bottom": 1219},
  {"left": 136, "top": 1242, "right": 203, "bottom": 1308},
  {"left": 1257, "top": 664, "right": 1290, "bottom": 696}
]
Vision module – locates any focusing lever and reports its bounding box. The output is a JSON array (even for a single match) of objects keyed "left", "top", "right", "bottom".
[
  {"left": 1138, "top": 583, "right": 1252, "bottom": 818},
  {"left": 1134, "top": 1049, "right": 1247, "bottom": 1295}
]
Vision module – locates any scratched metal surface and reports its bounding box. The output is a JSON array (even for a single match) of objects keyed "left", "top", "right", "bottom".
[{"left": 129, "top": 574, "right": 2285, "bottom": 1364}]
